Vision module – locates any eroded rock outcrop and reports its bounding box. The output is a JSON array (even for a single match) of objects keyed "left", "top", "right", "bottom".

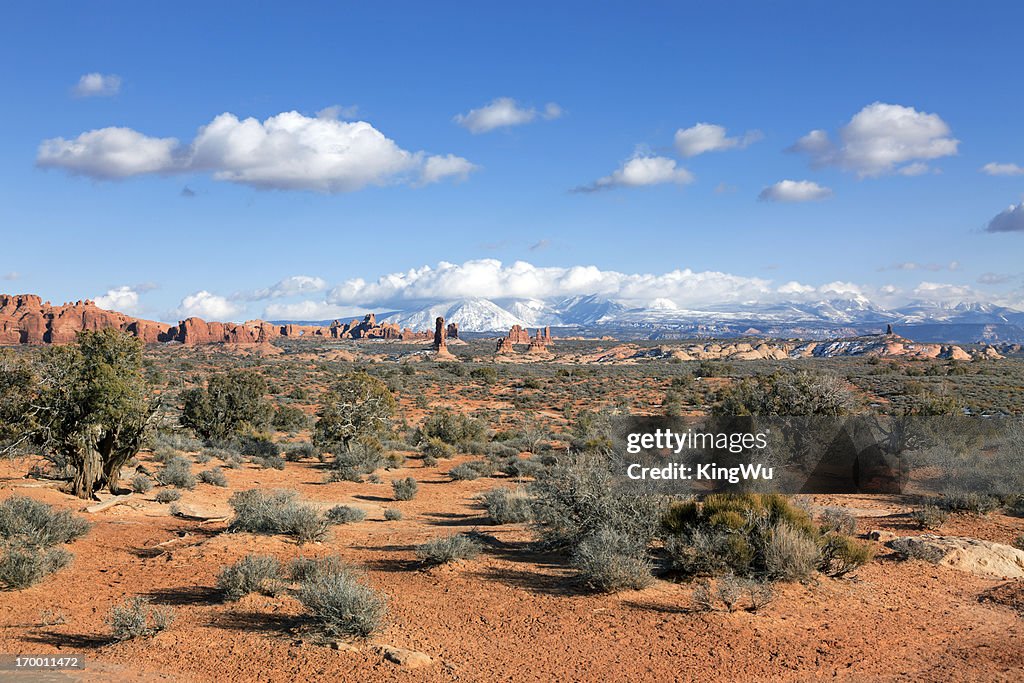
[{"left": 0, "top": 293, "right": 434, "bottom": 346}]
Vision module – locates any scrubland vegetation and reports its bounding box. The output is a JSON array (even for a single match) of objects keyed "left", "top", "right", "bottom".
[{"left": 0, "top": 332, "right": 1022, "bottom": 671}]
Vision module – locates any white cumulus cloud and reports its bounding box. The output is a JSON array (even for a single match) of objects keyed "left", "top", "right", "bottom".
[
  {"left": 72, "top": 73, "right": 122, "bottom": 97},
  {"left": 758, "top": 180, "right": 832, "bottom": 202},
  {"left": 36, "top": 110, "right": 475, "bottom": 192},
  {"left": 324, "top": 259, "right": 771, "bottom": 309},
  {"left": 94, "top": 286, "right": 140, "bottom": 314},
  {"left": 241, "top": 275, "right": 329, "bottom": 301},
  {"left": 986, "top": 203, "right": 1024, "bottom": 233},
  {"left": 454, "top": 97, "right": 563, "bottom": 134},
  {"left": 420, "top": 154, "right": 479, "bottom": 185},
  {"left": 674, "top": 123, "right": 762, "bottom": 157},
  {"left": 574, "top": 155, "right": 694, "bottom": 193},
  {"left": 174, "top": 291, "right": 241, "bottom": 321},
  {"left": 789, "top": 102, "right": 959, "bottom": 177},
  {"left": 263, "top": 300, "right": 365, "bottom": 321},
  {"left": 981, "top": 162, "right": 1024, "bottom": 176},
  {"left": 37, "top": 127, "right": 180, "bottom": 179}
]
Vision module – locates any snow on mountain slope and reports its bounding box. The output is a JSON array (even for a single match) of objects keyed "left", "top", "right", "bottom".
[{"left": 381, "top": 298, "right": 532, "bottom": 332}]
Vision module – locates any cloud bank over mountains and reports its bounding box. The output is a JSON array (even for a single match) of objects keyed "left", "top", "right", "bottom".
[{"left": 119, "top": 259, "right": 1020, "bottom": 326}]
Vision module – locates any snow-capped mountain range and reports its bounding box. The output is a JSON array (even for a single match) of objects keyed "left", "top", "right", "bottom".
[{"left": 365, "top": 295, "right": 1024, "bottom": 336}]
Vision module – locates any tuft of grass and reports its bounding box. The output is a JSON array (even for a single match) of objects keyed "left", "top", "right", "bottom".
[
  {"left": 383, "top": 508, "right": 403, "bottom": 521},
  {"left": 416, "top": 533, "right": 481, "bottom": 566},
  {"left": 819, "top": 507, "right": 857, "bottom": 535},
  {"left": 764, "top": 522, "right": 819, "bottom": 581},
  {"left": 911, "top": 505, "right": 949, "bottom": 530},
  {"left": 480, "top": 487, "right": 533, "bottom": 524}
]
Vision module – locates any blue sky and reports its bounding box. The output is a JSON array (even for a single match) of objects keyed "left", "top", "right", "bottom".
[{"left": 1, "top": 1, "right": 1022, "bottom": 322}]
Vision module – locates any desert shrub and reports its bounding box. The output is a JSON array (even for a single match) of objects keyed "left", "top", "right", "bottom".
[
  {"left": 911, "top": 505, "right": 949, "bottom": 530},
  {"left": 481, "top": 487, "right": 533, "bottom": 524},
  {"left": 500, "top": 456, "right": 544, "bottom": 479},
  {"left": 419, "top": 436, "right": 455, "bottom": 461},
  {"left": 129, "top": 474, "right": 153, "bottom": 493},
  {"left": 714, "top": 370, "right": 854, "bottom": 416},
  {"left": 288, "top": 555, "right": 350, "bottom": 582},
  {"left": 664, "top": 493, "right": 863, "bottom": 582},
  {"left": 416, "top": 533, "right": 481, "bottom": 566},
  {"left": 154, "top": 489, "right": 181, "bottom": 503},
  {"left": 273, "top": 405, "right": 310, "bottom": 432},
  {"left": 151, "top": 431, "right": 204, "bottom": 454},
  {"left": 890, "top": 537, "right": 946, "bottom": 564},
  {"left": 252, "top": 454, "right": 286, "bottom": 470},
  {"left": 156, "top": 455, "right": 196, "bottom": 490},
  {"left": 217, "top": 555, "right": 284, "bottom": 601},
  {"left": 568, "top": 410, "right": 615, "bottom": 454},
  {"left": 296, "top": 559, "right": 386, "bottom": 638},
  {"left": 691, "top": 580, "right": 715, "bottom": 611},
  {"left": 228, "top": 489, "right": 328, "bottom": 543},
  {"left": 0, "top": 547, "right": 72, "bottom": 590},
  {"left": 383, "top": 508, "right": 403, "bottom": 521},
  {"left": 449, "top": 462, "right": 484, "bottom": 481},
  {"left": 329, "top": 441, "right": 386, "bottom": 482},
  {"left": 470, "top": 366, "right": 498, "bottom": 383},
  {"left": 107, "top": 596, "right": 175, "bottom": 641},
  {"left": 284, "top": 441, "right": 316, "bottom": 461},
  {"left": 415, "top": 409, "right": 486, "bottom": 447},
  {"left": 1012, "top": 534, "right": 1024, "bottom": 551},
  {"left": 391, "top": 477, "right": 418, "bottom": 501},
  {"left": 198, "top": 467, "right": 228, "bottom": 487},
  {"left": 716, "top": 573, "right": 744, "bottom": 612},
  {"left": 570, "top": 527, "right": 653, "bottom": 592},
  {"left": 529, "top": 453, "right": 659, "bottom": 554},
  {"left": 240, "top": 436, "right": 281, "bottom": 458},
  {"left": 0, "top": 497, "right": 90, "bottom": 548},
  {"left": 819, "top": 507, "right": 857, "bottom": 535},
  {"left": 763, "top": 522, "right": 819, "bottom": 581},
  {"left": 940, "top": 490, "right": 1000, "bottom": 514},
  {"left": 181, "top": 370, "right": 273, "bottom": 441},
  {"left": 818, "top": 534, "right": 873, "bottom": 577},
  {"left": 325, "top": 505, "right": 367, "bottom": 525}
]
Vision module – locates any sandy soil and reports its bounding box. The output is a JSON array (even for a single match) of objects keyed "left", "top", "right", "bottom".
[{"left": 1, "top": 454, "right": 1022, "bottom": 683}]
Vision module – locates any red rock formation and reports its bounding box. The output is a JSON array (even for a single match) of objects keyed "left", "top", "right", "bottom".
[
  {"left": 433, "top": 316, "right": 447, "bottom": 351},
  {"left": 506, "top": 325, "right": 532, "bottom": 344},
  {"left": 447, "top": 322, "right": 459, "bottom": 340},
  {"left": 495, "top": 336, "right": 515, "bottom": 354},
  {"left": 0, "top": 293, "right": 435, "bottom": 347}
]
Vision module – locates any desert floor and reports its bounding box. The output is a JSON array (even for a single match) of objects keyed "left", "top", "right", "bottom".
[{"left": 1, "top": 449, "right": 1022, "bottom": 683}]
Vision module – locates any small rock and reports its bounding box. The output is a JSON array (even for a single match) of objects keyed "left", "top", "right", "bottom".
[
  {"left": 379, "top": 646, "right": 434, "bottom": 669},
  {"left": 868, "top": 529, "right": 896, "bottom": 542}
]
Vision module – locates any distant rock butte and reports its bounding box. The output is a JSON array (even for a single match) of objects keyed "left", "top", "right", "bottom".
[{"left": 0, "top": 294, "right": 433, "bottom": 346}]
